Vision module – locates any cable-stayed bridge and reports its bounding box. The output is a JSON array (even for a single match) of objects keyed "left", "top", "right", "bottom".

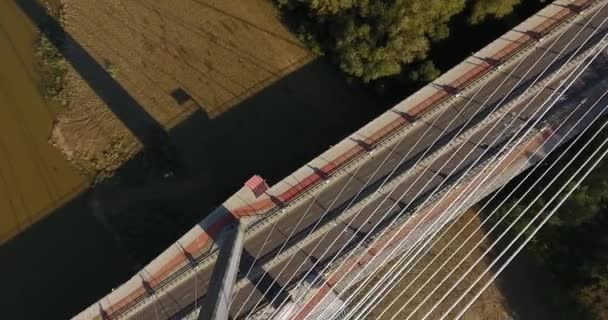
[{"left": 73, "top": 0, "right": 608, "bottom": 319}]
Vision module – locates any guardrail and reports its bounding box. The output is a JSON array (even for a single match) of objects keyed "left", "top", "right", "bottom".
[
  {"left": 98, "top": 1, "right": 598, "bottom": 318},
  {"left": 243, "top": 0, "right": 595, "bottom": 231}
]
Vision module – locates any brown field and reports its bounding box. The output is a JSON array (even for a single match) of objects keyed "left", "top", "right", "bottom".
[
  {"left": 351, "top": 209, "right": 572, "bottom": 320},
  {"left": 0, "top": 0, "right": 86, "bottom": 243},
  {"left": 27, "top": 0, "right": 386, "bottom": 260},
  {"left": 2, "top": 1, "right": 385, "bottom": 317},
  {"left": 53, "top": 0, "right": 344, "bottom": 174}
]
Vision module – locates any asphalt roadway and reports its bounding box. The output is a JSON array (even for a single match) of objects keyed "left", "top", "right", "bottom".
[{"left": 125, "top": 4, "right": 608, "bottom": 320}]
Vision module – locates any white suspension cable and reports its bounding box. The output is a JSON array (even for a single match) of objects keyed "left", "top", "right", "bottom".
[
  {"left": 449, "top": 135, "right": 608, "bottom": 320},
  {"left": 356, "top": 88, "right": 608, "bottom": 320},
  {"left": 346, "top": 25, "right": 608, "bottom": 318},
  {"left": 360, "top": 35, "right": 608, "bottom": 320},
  {"left": 355, "top": 86, "right": 608, "bottom": 320},
  {"left": 253, "top": 3, "right": 604, "bottom": 318},
  {"left": 279, "top": 19, "right": 574, "bottom": 318},
  {"left": 244, "top": 9, "right": 552, "bottom": 317},
  {"left": 406, "top": 41, "right": 608, "bottom": 320},
  {"left": 235, "top": 123, "right": 455, "bottom": 315},
  {"left": 309, "top": 10, "right": 608, "bottom": 320},
  {"left": 235, "top": 29, "right": 527, "bottom": 312},
  {"left": 366, "top": 90, "right": 608, "bottom": 320},
  {"left": 236, "top": 87, "right": 465, "bottom": 316},
  {"left": 266, "top": 46, "right": 534, "bottom": 317},
  {"left": 194, "top": 265, "right": 200, "bottom": 317},
  {"left": 232, "top": 173, "right": 333, "bottom": 316}
]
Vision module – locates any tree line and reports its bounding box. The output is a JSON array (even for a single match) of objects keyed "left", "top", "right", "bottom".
[{"left": 276, "top": 0, "right": 530, "bottom": 84}]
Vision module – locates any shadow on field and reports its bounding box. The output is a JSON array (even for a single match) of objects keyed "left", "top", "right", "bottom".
[
  {"left": 489, "top": 250, "right": 582, "bottom": 319},
  {"left": 16, "top": 0, "right": 167, "bottom": 148},
  {"left": 476, "top": 206, "right": 583, "bottom": 319},
  {"left": 0, "top": 1, "right": 388, "bottom": 319},
  {"left": 105, "top": 57, "right": 386, "bottom": 259}
]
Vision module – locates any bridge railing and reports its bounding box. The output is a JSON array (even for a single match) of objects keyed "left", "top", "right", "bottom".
[{"left": 85, "top": 1, "right": 599, "bottom": 318}]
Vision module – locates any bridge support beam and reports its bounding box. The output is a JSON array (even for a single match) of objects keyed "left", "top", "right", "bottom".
[{"left": 199, "top": 220, "right": 245, "bottom": 320}]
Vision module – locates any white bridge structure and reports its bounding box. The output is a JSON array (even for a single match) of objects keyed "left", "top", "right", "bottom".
[{"left": 73, "top": 0, "right": 608, "bottom": 319}]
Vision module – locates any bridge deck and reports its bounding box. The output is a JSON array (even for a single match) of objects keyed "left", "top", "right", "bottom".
[{"left": 72, "top": 1, "right": 608, "bottom": 319}]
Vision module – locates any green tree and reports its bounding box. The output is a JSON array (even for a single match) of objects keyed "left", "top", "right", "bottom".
[
  {"left": 485, "top": 115, "right": 608, "bottom": 319},
  {"left": 309, "top": 0, "right": 357, "bottom": 14},
  {"left": 406, "top": 60, "right": 441, "bottom": 83},
  {"left": 579, "top": 283, "right": 608, "bottom": 319},
  {"left": 279, "top": 0, "right": 466, "bottom": 82},
  {"left": 468, "top": 0, "right": 521, "bottom": 24}
]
